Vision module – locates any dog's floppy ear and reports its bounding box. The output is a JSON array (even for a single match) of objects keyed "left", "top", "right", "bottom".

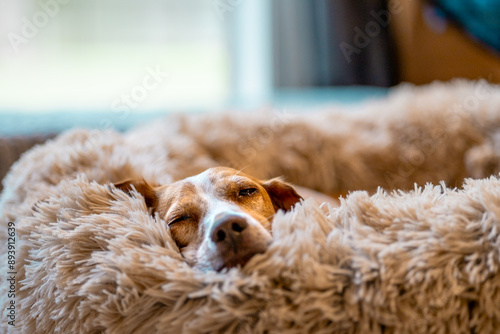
[
  {"left": 261, "top": 177, "right": 303, "bottom": 212},
  {"left": 114, "top": 179, "right": 159, "bottom": 210}
]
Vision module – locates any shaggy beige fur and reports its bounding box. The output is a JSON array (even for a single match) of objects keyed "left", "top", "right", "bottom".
[{"left": 1, "top": 80, "right": 500, "bottom": 333}]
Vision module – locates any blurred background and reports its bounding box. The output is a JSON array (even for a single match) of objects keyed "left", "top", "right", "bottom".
[{"left": 0, "top": 0, "right": 499, "bottom": 133}]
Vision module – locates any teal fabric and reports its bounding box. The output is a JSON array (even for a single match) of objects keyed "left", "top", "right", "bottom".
[
  {"left": 0, "top": 111, "right": 167, "bottom": 136},
  {"left": 0, "top": 87, "right": 388, "bottom": 136},
  {"left": 435, "top": 0, "right": 500, "bottom": 52}
]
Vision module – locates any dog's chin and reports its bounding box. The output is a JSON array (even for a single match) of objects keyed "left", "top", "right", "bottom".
[
  {"left": 212, "top": 231, "right": 273, "bottom": 271},
  {"left": 191, "top": 241, "right": 270, "bottom": 272},
  {"left": 213, "top": 247, "right": 267, "bottom": 272}
]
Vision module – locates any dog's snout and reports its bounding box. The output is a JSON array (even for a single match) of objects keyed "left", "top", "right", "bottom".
[
  {"left": 211, "top": 214, "right": 248, "bottom": 244},
  {"left": 207, "top": 211, "right": 271, "bottom": 270}
]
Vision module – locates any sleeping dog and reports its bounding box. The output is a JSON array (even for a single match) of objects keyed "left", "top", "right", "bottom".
[{"left": 115, "top": 167, "right": 336, "bottom": 271}]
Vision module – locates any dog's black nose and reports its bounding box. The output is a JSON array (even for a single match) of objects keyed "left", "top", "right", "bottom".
[{"left": 211, "top": 214, "right": 248, "bottom": 247}]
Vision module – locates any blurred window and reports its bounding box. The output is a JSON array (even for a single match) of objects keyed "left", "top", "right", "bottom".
[{"left": 0, "top": 0, "right": 232, "bottom": 112}]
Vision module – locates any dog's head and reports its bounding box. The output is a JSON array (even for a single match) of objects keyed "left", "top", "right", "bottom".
[{"left": 115, "top": 167, "right": 302, "bottom": 271}]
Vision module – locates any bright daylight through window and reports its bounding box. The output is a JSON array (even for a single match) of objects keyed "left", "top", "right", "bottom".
[{"left": 0, "top": 0, "right": 230, "bottom": 112}]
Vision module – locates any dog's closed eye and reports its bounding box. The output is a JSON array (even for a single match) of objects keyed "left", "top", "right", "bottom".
[
  {"left": 167, "top": 213, "right": 199, "bottom": 248},
  {"left": 168, "top": 215, "right": 191, "bottom": 226}
]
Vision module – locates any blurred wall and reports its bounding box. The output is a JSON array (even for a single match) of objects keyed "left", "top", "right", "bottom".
[{"left": 391, "top": 0, "right": 500, "bottom": 84}]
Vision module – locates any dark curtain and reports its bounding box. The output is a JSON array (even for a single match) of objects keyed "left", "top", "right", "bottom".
[{"left": 272, "top": 0, "right": 398, "bottom": 87}]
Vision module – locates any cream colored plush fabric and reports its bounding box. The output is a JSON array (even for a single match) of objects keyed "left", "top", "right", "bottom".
[{"left": 2, "top": 80, "right": 500, "bottom": 333}]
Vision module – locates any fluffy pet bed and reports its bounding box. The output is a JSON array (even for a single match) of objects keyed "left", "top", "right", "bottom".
[{"left": 2, "top": 80, "right": 500, "bottom": 333}]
